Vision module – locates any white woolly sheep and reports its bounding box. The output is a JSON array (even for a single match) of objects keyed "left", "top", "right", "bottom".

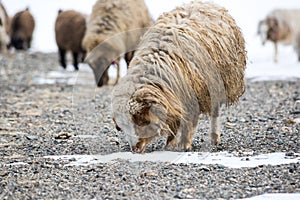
[
  {"left": 112, "top": 0, "right": 247, "bottom": 153},
  {"left": 82, "top": 0, "right": 153, "bottom": 86},
  {"left": 0, "top": 3, "right": 10, "bottom": 53},
  {"left": 257, "top": 9, "right": 300, "bottom": 62}
]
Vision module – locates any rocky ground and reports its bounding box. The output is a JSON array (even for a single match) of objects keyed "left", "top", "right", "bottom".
[{"left": 0, "top": 51, "right": 299, "bottom": 199}]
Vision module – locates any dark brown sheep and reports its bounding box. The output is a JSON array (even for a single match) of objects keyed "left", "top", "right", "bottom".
[
  {"left": 55, "top": 9, "right": 87, "bottom": 70},
  {"left": 9, "top": 7, "right": 35, "bottom": 50}
]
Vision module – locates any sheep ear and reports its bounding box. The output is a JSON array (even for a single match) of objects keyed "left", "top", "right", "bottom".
[{"left": 127, "top": 96, "right": 152, "bottom": 126}]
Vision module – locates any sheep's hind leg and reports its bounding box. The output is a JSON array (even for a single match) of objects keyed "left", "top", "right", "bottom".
[
  {"left": 210, "top": 104, "right": 221, "bottom": 145},
  {"left": 58, "top": 47, "right": 67, "bottom": 69},
  {"left": 72, "top": 52, "right": 79, "bottom": 71}
]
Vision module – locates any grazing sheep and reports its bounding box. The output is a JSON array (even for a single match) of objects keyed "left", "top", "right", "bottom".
[
  {"left": 9, "top": 7, "right": 35, "bottom": 50},
  {"left": 112, "top": 1, "right": 247, "bottom": 153},
  {"left": 257, "top": 9, "right": 300, "bottom": 62},
  {"left": 55, "top": 9, "right": 87, "bottom": 70},
  {"left": 295, "top": 32, "right": 300, "bottom": 61},
  {"left": 0, "top": 3, "right": 10, "bottom": 53},
  {"left": 82, "top": 0, "right": 153, "bottom": 86}
]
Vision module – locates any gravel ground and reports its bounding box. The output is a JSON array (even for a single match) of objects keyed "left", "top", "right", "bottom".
[{"left": 0, "top": 51, "right": 299, "bottom": 199}]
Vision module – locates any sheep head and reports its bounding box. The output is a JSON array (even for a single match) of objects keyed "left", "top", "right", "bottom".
[{"left": 113, "top": 84, "right": 183, "bottom": 153}]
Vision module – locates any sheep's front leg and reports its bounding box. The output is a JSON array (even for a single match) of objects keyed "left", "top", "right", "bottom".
[
  {"left": 132, "top": 137, "right": 154, "bottom": 153},
  {"left": 274, "top": 42, "right": 278, "bottom": 63},
  {"left": 165, "top": 119, "right": 180, "bottom": 150},
  {"left": 178, "top": 121, "right": 195, "bottom": 151},
  {"left": 210, "top": 104, "right": 221, "bottom": 145}
]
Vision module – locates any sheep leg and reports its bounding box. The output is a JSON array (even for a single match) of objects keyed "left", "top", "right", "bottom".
[
  {"left": 210, "top": 104, "right": 221, "bottom": 145},
  {"left": 178, "top": 121, "right": 195, "bottom": 151},
  {"left": 114, "top": 60, "right": 120, "bottom": 85},
  {"left": 72, "top": 52, "right": 79, "bottom": 71},
  {"left": 165, "top": 119, "right": 180, "bottom": 150},
  {"left": 132, "top": 137, "right": 155, "bottom": 153},
  {"left": 27, "top": 38, "right": 32, "bottom": 49},
  {"left": 58, "top": 47, "right": 67, "bottom": 69},
  {"left": 274, "top": 42, "right": 278, "bottom": 63},
  {"left": 125, "top": 51, "right": 134, "bottom": 67}
]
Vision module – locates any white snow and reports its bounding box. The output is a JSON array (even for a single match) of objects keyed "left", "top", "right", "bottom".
[
  {"left": 239, "top": 193, "right": 300, "bottom": 200},
  {"left": 44, "top": 151, "right": 300, "bottom": 168}
]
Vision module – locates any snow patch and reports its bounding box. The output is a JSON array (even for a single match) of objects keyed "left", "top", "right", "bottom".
[{"left": 44, "top": 151, "right": 300, "bottom": 168}]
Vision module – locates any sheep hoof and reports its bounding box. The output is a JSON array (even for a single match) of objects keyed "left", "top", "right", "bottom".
[
  {"left": 131, "top": 140, "right": 147, "bottom": 154},
  {"left": 131, "top": 146, "right": 144, "bottom": 154},
  {"left": 211, "top": 134, "right": 221, "bottom": 145},
  {"left": 177, "top": 141, "right": 192, "bottom": 152},
  {"left": 165, "top": 143, "right": 176, "bottom": 151},
  {"left": 165, "top": 137, "right": 177, "bottom": 150}
]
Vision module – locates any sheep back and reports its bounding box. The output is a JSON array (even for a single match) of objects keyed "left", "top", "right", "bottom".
[
  {"left": 128, "top": 1, "right": 246, "bottom": 114},
  {"left": 10, "top": 8, "right": 35, "bottom": 50},
  {"left": 55, "top": 10, "right": 86, "bottom": 53},
  {"left": 82, "top": 0, "right": 153, "bottom": 53}
]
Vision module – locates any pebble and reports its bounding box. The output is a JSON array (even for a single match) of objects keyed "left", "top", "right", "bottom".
[
  {"left": 199, "top": 165, "right": 211, "bottom": 171},
  {"left": 26, "top": 135, "right": 38, "bottom": 140}
]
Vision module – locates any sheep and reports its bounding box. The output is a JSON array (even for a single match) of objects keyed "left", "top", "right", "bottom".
[
  {"left": 82, "top": 0, "right": 153, "bottom": 87},
  {"left": 295, "top": 32, "right": 300, "bottom": 61},
  {"left": 0, "top": 3, "right": 10, "bottom": 53},
  {"left": 55, "top": 9, "right": 87, "bottom": 70},
  {"left": 257, "top": 9, "right": 300, "bottom": 62},
  {"left": 112, "top": 1, "right": 247, "bottom": 153},
  {"left": 9, "top": 7, "right": 35, "bottom": 50}
]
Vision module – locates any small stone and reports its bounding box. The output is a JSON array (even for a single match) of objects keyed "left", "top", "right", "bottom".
[
  {"left": 109, "top": 137, "right": 120, "bottom": 145},
  {"left": 239, "top": 118, "right": 247, "bottom": 123},
  {"left": 140, "top": 171, "right": 158, "bottom": 178},
  {"left": 284, "top": 119, "right": 295, "bottom": 124},
  {"left": 225, "top": 122, "right": 235, "bottom": 129},
  {"left": 26, "top": 135, "right": 38, "bottom": 140},
  {"left": 54, "top": 132, "right": 73, "bottom": 139},
  {"left": 285, "top": 152, "right": 294, "bottom": 157},
  {"left": 199, "top": 166, "right": 210, "bottom": 171},
  {"left": 217, "top": 164, "right": 226, "bottom": 169},
  {"left": 276, "top": 140, "right": 284, "bottom": 145}
]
